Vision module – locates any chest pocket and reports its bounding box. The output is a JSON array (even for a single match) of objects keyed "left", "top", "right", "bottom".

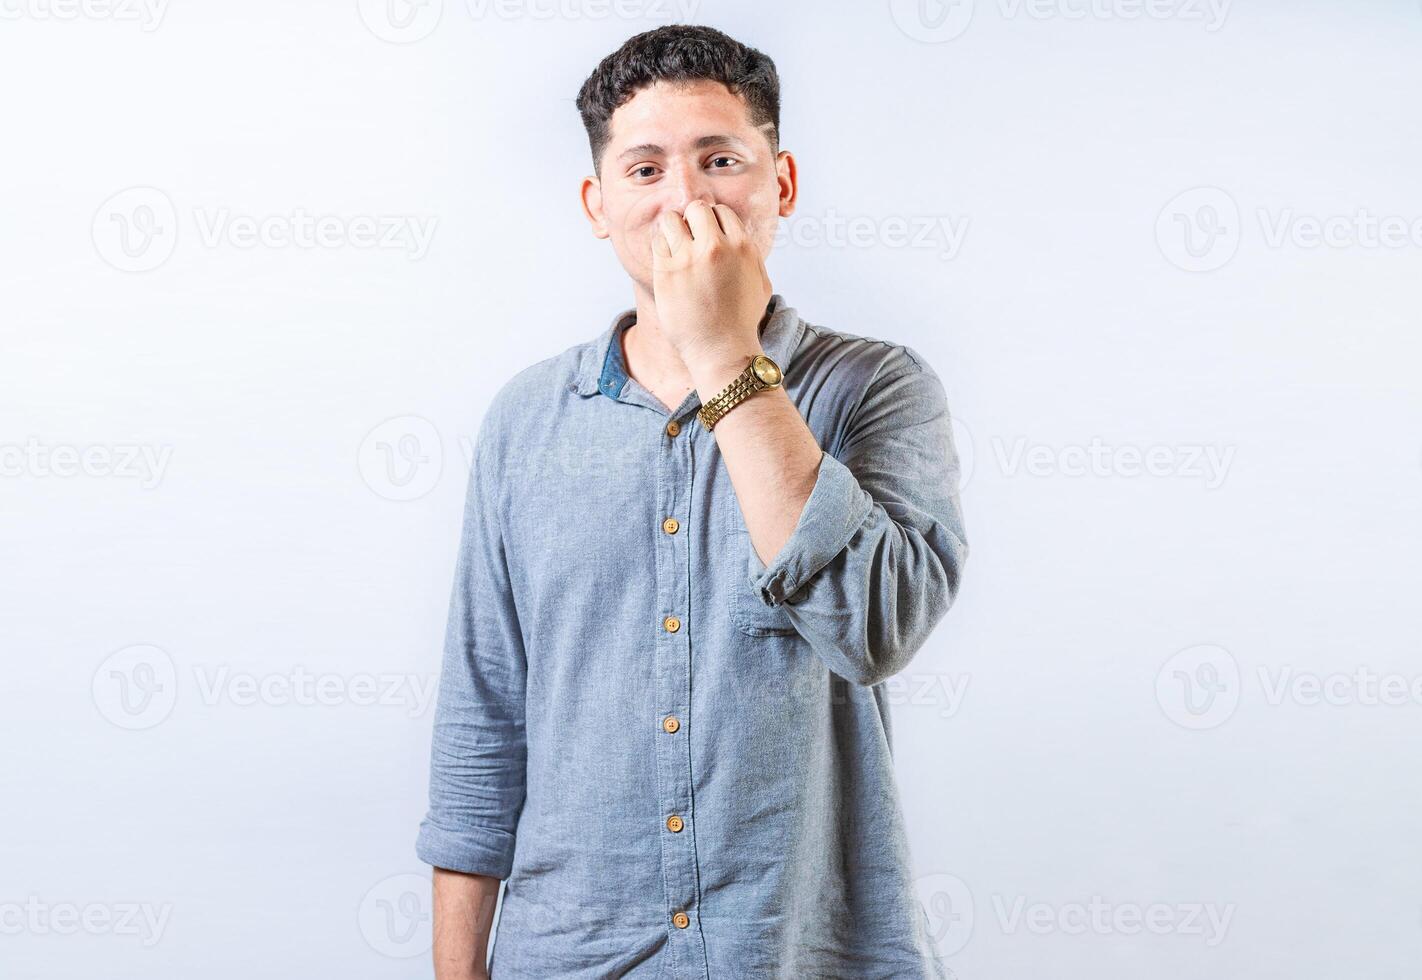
[{"left": 725, "top": 507, "right": 799, "bottom": 637}]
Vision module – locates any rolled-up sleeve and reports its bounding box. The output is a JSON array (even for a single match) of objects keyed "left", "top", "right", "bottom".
[
  {"left": 747, "top": 346, "right": 968, "bottom": 687},
  {"left": 415, "top": 411, "right": 528, "bottom": 878}
]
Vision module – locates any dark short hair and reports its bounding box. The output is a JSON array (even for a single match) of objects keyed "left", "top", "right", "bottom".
[{"left": 575, "top": 24, "right": 780, "bottom": 178}]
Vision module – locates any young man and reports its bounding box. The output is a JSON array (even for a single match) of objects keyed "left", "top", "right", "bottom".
[{"left": 416, "top": 24, "right": 968, "bottom": 979}]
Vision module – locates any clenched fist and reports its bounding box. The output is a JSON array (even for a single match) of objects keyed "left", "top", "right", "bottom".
[{"left": 650, "top": 199, "right": 774, "bottom": 371}]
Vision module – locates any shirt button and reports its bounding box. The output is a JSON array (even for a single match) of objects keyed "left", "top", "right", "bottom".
[
  {"left": 672, "top": 911, "right": 690, "bottom": 929},
  {"left": 662, "top": 517, "right": 679, "bottom": 534},
  {"left": 666, "top": 814, "right": 684, "bottom": 833},
  {"left": 663, "top": 616, "right": 680, "bottom": 633},
  {"left": 662, "top": 715, "right": 680, "bottom": 734},
  {"left": 666, "top": 420, "right": 681, "bottom": 437}
]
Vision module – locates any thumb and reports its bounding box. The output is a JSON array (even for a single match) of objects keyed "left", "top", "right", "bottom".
[{"left": 651, "top": 227, "right": 672, "bottom": 268}]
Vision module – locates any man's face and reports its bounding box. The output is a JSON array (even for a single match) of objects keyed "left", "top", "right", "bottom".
[{"left": 580, "top": 78, "right": 796, "bottom": 298}]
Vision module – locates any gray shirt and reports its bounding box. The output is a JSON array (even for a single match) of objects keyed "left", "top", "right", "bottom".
[{"left": 416, "top": 293, "right": 968, "bottom": 978}]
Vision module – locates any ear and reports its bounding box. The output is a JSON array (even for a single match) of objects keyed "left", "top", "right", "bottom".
[
  {"left": 580, "top": 175, "right": 610, "bottom": 239},
  {"left": 775, "top": 150, "right": 798, "bottom": 219}
]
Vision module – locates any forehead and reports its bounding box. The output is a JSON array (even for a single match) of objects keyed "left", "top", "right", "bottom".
[{"left": 606, "top": 79, "right": 759, "bottom": 150}]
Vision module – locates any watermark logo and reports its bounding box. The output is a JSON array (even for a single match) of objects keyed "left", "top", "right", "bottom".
[
  {"left": 889, "top": 0, "right": 975, "bottom": 43},
  {"left": 359, "top": 873, "right": 433, "bottom": 958},
  {"left": 1155, "top": 643, "right": 1240, "bottom": 730},
  {"left": 92, "top": 644, "right": 179, "bottom": 731},
  {"left": 358, "top": 0, "right": 443, "bottom": 42},
  {"left": 92, "top": 187, "right": 179, "bottom": 273},
  {"left": 359, "top": 415, "right": 444, "bottom": 501},
  {"left": 1156, "top": 186, "right": 1240, "bottom": 273},
  {"left": 915, "top": 872, "right": 976, "bottom": 956},
  {"left": 949, "top": 415, "right": 975, "bottom": 494}
]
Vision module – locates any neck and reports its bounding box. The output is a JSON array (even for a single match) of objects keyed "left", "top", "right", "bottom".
[
  {"left": 623, "top": 283, "right": 772, "bottom": 395},
  {"left": 623, "top": 281, "right": 689, "bottom": 391}
]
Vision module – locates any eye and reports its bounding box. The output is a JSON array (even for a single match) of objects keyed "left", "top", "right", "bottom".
[
  {"left": 708, "top": 156, "right": 739, "bottom": 170},
  {"left": 630, "top": 165, "right": 658, "bottom": 180}
]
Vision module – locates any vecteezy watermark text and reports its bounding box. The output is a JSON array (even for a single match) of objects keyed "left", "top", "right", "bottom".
[
  {"left": 772, "top": 210, "right": 970, "bottom": 261},
  {"left": 889, "top": 0, "right": 1232, "bottom": 44},
  {"left": 0, "top": 0, "right": 169, "bottom": 30},
  {"left": 93, "top": 187, "right": 438, "bottom": 272},
  {"left": 994, "top": 437, "right": 1235, "bottom": 488},
  {"left": 192, "top": 665, "right": 437, "bottom": 715},
  {"left": 93, "top": 645, "right": 437, "bottom": 730},
  {"left": 0, "top": 439, "right": 172, "bottom": 488},
  {"left": 0, "top": 897, "right": 173, "bottom": 947},
  {"left": 1158, "top": 186, "right": 1422, "bottom": 272},
  {"left": 191, "top": 208, "right": 437, "bottom": 258},
  {"left": 994, "top": 894, "right": 1235, "bottom": 946},
  {"left": 358, "top": 0, "right": 701, "bottom": 44},
  {"left": 914, "top": 872, "right": 1236, "bottom": 956}
]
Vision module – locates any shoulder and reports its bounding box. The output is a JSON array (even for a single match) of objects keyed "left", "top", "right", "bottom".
[
  {"left": 792, "top": 315, "right": 946, "bottom": 399},
  {"left": 469, "top": 336, "right": 586, "bottom": 455}
]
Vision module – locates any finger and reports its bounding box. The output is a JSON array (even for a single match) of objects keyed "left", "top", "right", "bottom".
[
  {"left": 682, "top": 200, "right": 721, "bottom": 243},
  {"left": 658, "top": 209, "right": 692, "bottom": 255},
  {"left": 651, "top": 225, "right": 672, "bottom": 263},
  {"left": 711, "top": 203, "right": 747, "bottom": 245}
]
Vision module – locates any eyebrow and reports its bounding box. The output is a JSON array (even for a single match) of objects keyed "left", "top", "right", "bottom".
[{"left": 615, "top": 134, "right": 751, "bottom": 164}]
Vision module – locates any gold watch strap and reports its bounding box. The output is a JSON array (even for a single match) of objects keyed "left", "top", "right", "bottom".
[{"left": 698, "top": 358, "right": 769, "bottom": 432}]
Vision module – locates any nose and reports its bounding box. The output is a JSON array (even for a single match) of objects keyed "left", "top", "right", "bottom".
[{"left": 662, "top": 158, "right": 715, "bottom": 215}]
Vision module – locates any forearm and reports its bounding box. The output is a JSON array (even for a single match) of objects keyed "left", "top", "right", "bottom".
[
  {"left": 731, "top": 350, "right": 969, "bottom": 686},
  {"left": 744, "top": 462, "right": 966, "bottom": 685},
  {"left": 432, "top": 866, "right": 502, "bottom": 980},
  {"left": 690, "top": 357, "right": 823, "bottom": 570}
]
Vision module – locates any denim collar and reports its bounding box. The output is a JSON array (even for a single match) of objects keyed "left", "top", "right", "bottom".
[{"left": 570, "top": 293, "right": 804, "bottom": 401}]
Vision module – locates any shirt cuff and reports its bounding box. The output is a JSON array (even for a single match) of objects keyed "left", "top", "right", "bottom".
[
  {"left": 747, "top": 449, "right": 874, "bottom": 607},
  {"left": 415, "top": 819, "right": 516, "bottom": 879}
]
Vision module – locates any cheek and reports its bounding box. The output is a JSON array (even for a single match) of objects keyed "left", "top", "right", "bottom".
[
  {"left": 626, "top": 196, "right": 665, "bottom": 229},
  {"left": 741, "top": 186, "right": 779, "bottom": 240},
  {"left": 628, "top": 207, "right": 664, "bottom": 253},
  {"left": 604, "top": 205, "right": 657, "bottom": 259},
  {"left": 745, "top": 185, "right": 776, "bottom": 211}
]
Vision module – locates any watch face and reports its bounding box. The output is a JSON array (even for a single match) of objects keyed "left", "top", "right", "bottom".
[{"left": 751, "top": 354, "right": 782, "bottom": 386}]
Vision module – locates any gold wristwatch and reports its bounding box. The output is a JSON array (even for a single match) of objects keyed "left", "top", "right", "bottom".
[{"left": 697, "top": 353, "right": 784, "bottom": 432}]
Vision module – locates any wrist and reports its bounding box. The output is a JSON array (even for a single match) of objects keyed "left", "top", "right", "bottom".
[{"left": 690, "top": 351, "right": 758, "bottom": 405}]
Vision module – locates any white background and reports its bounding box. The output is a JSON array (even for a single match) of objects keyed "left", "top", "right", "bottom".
[{"left": 3, "top": 1, "right": 1420, "bottom": 977}]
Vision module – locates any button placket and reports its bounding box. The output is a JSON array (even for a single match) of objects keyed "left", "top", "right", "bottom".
[{"left": 651, "top": 412, "right": 709, "bottom": 975}]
